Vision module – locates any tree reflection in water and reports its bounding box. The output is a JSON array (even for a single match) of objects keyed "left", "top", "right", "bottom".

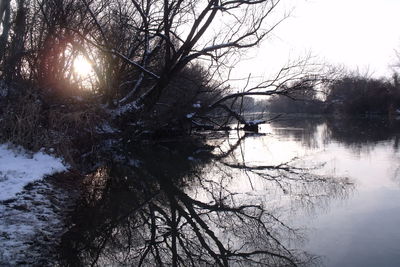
[
  {"left": 58, "top": 135, "right": 353, "bottom": 266},
  {"left": 269, "top": 116, "right": 400, "bottom": 153}
]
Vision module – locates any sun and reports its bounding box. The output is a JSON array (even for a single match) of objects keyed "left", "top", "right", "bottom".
[{"left": 73, "top": 55, "right": 92, "bottom": 77}]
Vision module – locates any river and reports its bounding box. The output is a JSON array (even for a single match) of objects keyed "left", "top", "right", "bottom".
[{"left": 57, "top": 115, "right": 400, "bottom": 266}]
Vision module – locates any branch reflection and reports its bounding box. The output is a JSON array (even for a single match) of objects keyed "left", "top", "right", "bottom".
[{"left": 58, "top": 136, "right": 353, "bottom": 266}]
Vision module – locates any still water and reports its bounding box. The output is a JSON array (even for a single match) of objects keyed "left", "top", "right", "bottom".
[{"left": 58, "top": 116, "right": 400, "bottom": 266}]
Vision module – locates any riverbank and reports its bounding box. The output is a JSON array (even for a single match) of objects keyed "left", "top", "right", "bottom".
[{"left": 0, "top": 144, "right": 81, "bottom": 265}]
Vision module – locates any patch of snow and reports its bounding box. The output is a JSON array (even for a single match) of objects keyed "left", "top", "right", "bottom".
[
  {"left": 396, "top": 108, "right": 400, "bottom": 114},
  {"left": 0, "top": 80, "right": 8, "bottom": 98},
  {"left": 188, "top": 156, "right": 195, "bottom": 161},
  {"left": 192, "top": 103, "right": 201, "bottom": 108},
  {"left": 0, "top": 144, "right": 68, "bottom": 201},
  {"left": 128, "top": 159, "right": 141, "bottom": 167},
  {"left": 96, "top": 122, "right": 119, "bottom": 134},
  {"left": 111, "top": 101, "right": 141, "bottom": 117},
  {"left": 128, "top": 120, "right": 145, "bottom": 127},
  {"left": 245, "top": 119, "right": 265, "bottom": 125},
  {"left": 186, "top": 112, "right": 195, "bottom": 119},
  {"left": 0, "top": 176, "right": 78, "bottom": 265}
]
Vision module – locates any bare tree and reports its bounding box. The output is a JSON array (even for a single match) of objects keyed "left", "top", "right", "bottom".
[
  {"left": 0, "top": 0, "right": 335, "bottom": 146},
  {"left": 0, "top": 0, "right": 329, "bottom": 130},
  {"left": 74, "top": 0, "right": 321, "bottom": 120}
]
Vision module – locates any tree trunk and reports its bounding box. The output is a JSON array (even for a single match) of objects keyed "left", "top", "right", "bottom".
[
  {"left": 5, "top": 0, "right": 26, "bottom": 82},
  {"left": 0, "top": 0, "right": 11, "bottom": 63}
]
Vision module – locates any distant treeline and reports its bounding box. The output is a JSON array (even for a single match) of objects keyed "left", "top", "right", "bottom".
[{"left": 265, "top": 73, "right": 400, "bottom": 116}]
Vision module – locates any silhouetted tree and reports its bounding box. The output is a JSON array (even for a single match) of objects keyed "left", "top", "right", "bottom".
[
  {"left": 268, "top": 78, "right": 325, "bottom": 114},
  {"left": 325, "top": 75, "right": 397, "bottom": 115}
]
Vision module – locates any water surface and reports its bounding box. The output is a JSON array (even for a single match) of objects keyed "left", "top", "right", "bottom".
[{"left": 58, "top": 116, "right": 400, "bottom": 266}]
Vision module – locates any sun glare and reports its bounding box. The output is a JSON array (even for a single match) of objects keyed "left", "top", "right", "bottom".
[{"left": 73, "top": 55, "right": 92, "bottom": 77}]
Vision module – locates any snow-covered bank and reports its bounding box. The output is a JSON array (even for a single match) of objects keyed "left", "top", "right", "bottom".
[
  {"left": 0, "top": 144, "right": 72, "bottom": 265},
  {"left": 0, "top": 177, "right": 78, "bottom": 265},
  {"left": 0, "top": 144, "right": 67, "bottom": 201}
]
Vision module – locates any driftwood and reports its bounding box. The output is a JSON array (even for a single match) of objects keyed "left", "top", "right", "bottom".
[{"left": 243, "top": 120, "right": 266, "bottom": 132}]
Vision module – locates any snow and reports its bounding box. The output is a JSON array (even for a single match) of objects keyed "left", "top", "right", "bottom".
[
  {"left": 0, "top": 175, "right": 78, "bottom": 265},
  {"left": 129, "top": 159, "right": 141, "bottom": 167},
  {"left": 0, "top": 144, "right": 74, "bottom": 266},
  {"left": 0, "top": 144, "right": 68, "bottom": 201},
  {"left": 245, "top": 119, "right": 265, "bottom": 125},
  {"left": 96, "top": 122, "right": 119, "bottom": 134},
  {"left": 186, "top": 112, "right": 195, "bottom": 119},
  {"left": 192, "top": 103, "right": 201, "bottom": 108},
  {"left": 111, "top": 101, "right": 141, "bottom": 117},
  {"left": 0, "top": 144, "right": 74, "bottom": 265},
  {"left": 0, "top": 80, "right": 8, "bottom": 98}
]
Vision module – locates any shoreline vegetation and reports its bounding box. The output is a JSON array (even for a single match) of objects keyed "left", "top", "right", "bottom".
[{"left": 1, "top": 72, "right": 399, "bottom": 167}]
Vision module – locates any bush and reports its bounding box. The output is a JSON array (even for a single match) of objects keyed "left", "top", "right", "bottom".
[
  {"left": 325, "top": 75, "right": 399, "bottom": 115},
  {"left": 0, "top": 90, "right": 47, "bottom": 151},
  {"left": 0, "top": 83, "right": 107, "bottom": 166}
]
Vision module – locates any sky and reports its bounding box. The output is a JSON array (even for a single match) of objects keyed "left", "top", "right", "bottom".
[{"left": 233, "top": 0, "right": 400, "bottom": 84}]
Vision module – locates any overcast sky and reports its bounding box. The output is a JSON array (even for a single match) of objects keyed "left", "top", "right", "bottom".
[{"left": 234, "top": 0, "right": 400, "bottom": 83}]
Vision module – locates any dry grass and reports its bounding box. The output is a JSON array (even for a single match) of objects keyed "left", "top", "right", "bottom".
[
  {"left": 0, "top": 90, "right": 107, "bottom": 167},
  {"left": 0, "top": 92, "right": 48, "bottom": 151}
]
